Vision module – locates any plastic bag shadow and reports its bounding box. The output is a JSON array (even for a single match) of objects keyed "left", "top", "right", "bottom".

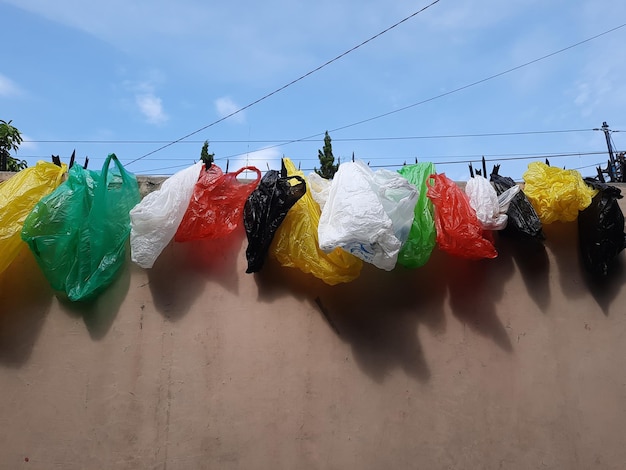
[
  {"left": 497, "top": 235, "right": 550, "bottom": 312},
  {"left": 254, "top": 252, "right": 449, "bottom": 384},
  {"left": 148, "top": 226, "right": 245, "bottom": 320},
  {"left": 443, "top": 243, "right": 515, "bottom": 353},
  {"left": 57, "top": 255, "right": 132, "bottom": 340},
  {"left": 0, "top": 247, "right": 54, "bottom": 366}
]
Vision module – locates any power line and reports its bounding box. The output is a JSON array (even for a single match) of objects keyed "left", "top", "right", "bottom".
[
  {"left": 217, "top": 22, "right": 626, "bottom": 162},
  {"left": 125, "top": 0, "right": 442, "bottom": 166},
  {"left": 20, "top": 127, "right": 595, "bottom": 145},
  {"left": 135, "top": 149, "right": 618, "bottom": 174}
]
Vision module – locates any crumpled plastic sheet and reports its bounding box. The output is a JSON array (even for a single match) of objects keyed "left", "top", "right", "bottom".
[
  {"left": 318, "top": 160, "right": 418, "bottom": 271},
  {"left": 0, "top": 161, "right": 67, "bottom": 275},
  {"left": 130, "top": 161, "right": 202, "bottom": 268},
  {"left": 271, "top": 158, "right": 362, "bottom": 285},
  {"left": 465, "top": 175, "right": 520, "bottom": 231},
  {"left": 523, "top": 162, "right": 597, "bottom": 224},
  {"left": 427, "top": 173, "right": 497, "bottom": 260}
]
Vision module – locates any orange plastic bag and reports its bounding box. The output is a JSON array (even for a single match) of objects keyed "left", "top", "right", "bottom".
[
  {"left": 0, "top": 161, "right": 66, "bottom": 274},
  {"left": 175, "top": 165, "right": 261, "bottom": 242},
  {"left": 426, "top": 173, "right": 497, "bottom": 260},
  {"left": 271, "top": 158, "right": 362, "bottom": 285}
]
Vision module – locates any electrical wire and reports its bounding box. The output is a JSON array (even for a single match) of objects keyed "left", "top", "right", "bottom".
[{"left": 125, "top": 0, "right": 442, "bottom": 166}]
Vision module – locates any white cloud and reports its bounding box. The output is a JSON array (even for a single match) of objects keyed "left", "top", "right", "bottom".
[
  {"left": 0, "top": 73, "right": 23, "bottom": 97},
  {"left": 136, "top": 93, "right": 168, "bottom": 125},
  {"left": 227, "top": 147, "right": 282, "bottom": 174},
  {"left": 215, "top": 96, "right": 245, "bottom": 124}
]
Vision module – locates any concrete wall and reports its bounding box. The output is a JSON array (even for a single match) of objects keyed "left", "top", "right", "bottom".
[{"left": 1, "top": 173, "right": 626, "bottom": 469}]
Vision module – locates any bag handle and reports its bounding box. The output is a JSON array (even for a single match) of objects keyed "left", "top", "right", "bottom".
[{"left": 232, "top": 166, "right": 262, "bottom": 185}]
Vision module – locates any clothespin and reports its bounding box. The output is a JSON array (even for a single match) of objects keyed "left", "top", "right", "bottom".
[
  {"left": 281, "top": 158, "right": 287, "bottom": 178},
  {"left": 468, "top": 163, "right": 474, "bottom": 177},
  {"left": 545, "top": 158, "right": 550, "bottom": 166},
  {"left": 266, "top": 162, "right": 270, "bottom": 172},
  {"left": 83, "top": 156, "right": 89, "bottom": 169},
  {"left": 415, "top": 157, "right": 418, "bottom": 164},
  {"left": 352, "top": 153, "right": 355, "bottom": 163},
  {"left": 482, "top": 156, "right": 487, "bottom": 177},
  {"left": 491, "top": 164, "right": 500, "bottom": 177},
  {"left": 597, "top": 166, "right": 605, "bottom": 183},
  {"left": 225, "top": 159, "right": 229, "bottom": 174},
  {"left": 51, "top": 155, "right": 62, "bottom": 167},
  {"left": 403, "top": 161, "right": 406, "bottom": 166},
  {"left": 69, "top": 150, "right": 76, "bottom": 169}
]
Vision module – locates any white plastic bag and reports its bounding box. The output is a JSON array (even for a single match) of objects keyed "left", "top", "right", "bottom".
[
  {"left": 465, "top": 175, "right": 520, "bottom": 230},
  {"left": 318, "top": 161, "right": 418, "bottom": 271},
  {"left": 307, "top": 172, "right": 331, "bottom": 211},
  {"left": 130, "top": 162, "right": 202, "bottom": 268}
]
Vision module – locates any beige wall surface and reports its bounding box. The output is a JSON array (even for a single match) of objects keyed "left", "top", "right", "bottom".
[{"left": 1, "top": 183, "right": 626, "bottom": 469}]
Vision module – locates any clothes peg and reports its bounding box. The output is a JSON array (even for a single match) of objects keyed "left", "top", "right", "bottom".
[
  {"left": 482, "top": 156, "right": 487, "bottom": 177},
  {"left": 468, "top": 163, "right": 474, "bottom": 178},
  {"left": 281, "top": 158, "right": 287, "bottom": 178},
  {"left": 225, "top": 159, "right": 229, "bottom": 174},
  {"left": 51, "top": 155, "right": 62, "bottom": 167},
  {"left": 83, "top": 157, "right": 89, "bottom": 169},
  {"left": 545, "top": 158, "right": 550, "bottom": 166},
  {"left": 69, "top": 150, "right": 76, "bottom": 169}
]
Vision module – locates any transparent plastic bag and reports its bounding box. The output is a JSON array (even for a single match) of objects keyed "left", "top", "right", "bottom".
[
  {"left": 130, "top": 162, "right": 202, "bottom": 268},
  {"left": 271, "top": 158, "right": 362, "bottom": 285},
  {"left": 396, "top": 163, "right": 436, "bottom": 268},
  {"left": 578, "top": 179, "right": 626, "bottom": 276},
  {"left": 21, "top": 154, "right": 140, "bottom": 301},
  {"left": 244, "top": 169, "right": 306, "bottom": 273},
  {"left": 427, "top": 173, "right": 497, "bottom": 260},
  {"left": 307, "top": 172, "right": 332, "bottom": 211},
  {"left": 465, "top": 175, "right": 520, "bottom": 231},
  {"left": 175, "top": 165, "right": 261, "bottom": 242},
  {"left": 0, "top": 161, "right": 66, "bottom": 275},
  {"left": 318, "top": 160, "right": 418, "bottom": 271},
  {"left": 523, "top": 162, "right": 597, "bottom": 224}
]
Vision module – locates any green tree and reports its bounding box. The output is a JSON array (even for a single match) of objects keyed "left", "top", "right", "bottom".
[
  {"left": 0, "top": 119, "right": 26, "bottom": 172},
  {"left": 314, "top": 131, "right": 339, "bottom": 179},
  {"left": 200, "top": 140, "right": 214, "bottom": 168}
]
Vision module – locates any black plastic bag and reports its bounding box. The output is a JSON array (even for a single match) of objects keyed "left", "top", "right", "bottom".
[
  {"left": 578, "top": 179, "right": 626, "bottom": 276},
  {"left": 490, "top": 167, "right": 544, "bottom": 240},
  {"left": 243, "top": 169, "right": 306, "bottom": 273}
]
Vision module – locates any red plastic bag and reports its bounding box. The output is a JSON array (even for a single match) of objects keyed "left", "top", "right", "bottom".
[
  {"left": 426, "top": 173, "right": 497, "bottom": 260},
  {"left": 175, "top": 165, "right": 261, "bottom": 242}
]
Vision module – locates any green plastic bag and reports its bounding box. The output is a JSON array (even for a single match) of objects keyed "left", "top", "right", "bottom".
[
  {"left": 0, "top": 161, "right": 67, "bottom": 275},
  {"left": 396, "top": 163, "right": 436, "bottom": 268},
  {"left": 21, "top": 154, "right": 140, "bottom": 301}
]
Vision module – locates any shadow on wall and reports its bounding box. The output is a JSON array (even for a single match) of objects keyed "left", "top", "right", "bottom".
[
  {"left": 57, "top": 257, "right": 132, "bottom": 341},
  {"left": 545, "top": 220, "right": 624, "bottom": 315},
  {"left": 251, "top": 233, "right": 568, "bottom": 383},
  {"left": 0, "top": 247, "right": 53, "bottom": 367},
  {"left": 147, "top": 226, "right": 246, "bottom": 321}
]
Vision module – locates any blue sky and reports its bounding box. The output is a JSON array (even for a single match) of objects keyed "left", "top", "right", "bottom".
[{"left": 1, "top": 0, "right": 626, "bottom": 180}]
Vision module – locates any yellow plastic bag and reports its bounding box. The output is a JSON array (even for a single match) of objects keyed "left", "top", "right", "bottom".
[
  {"left": 523, "top": 162, "right": 597, "bottom": 224},
  {"left": 0, "top": 161, "right": 67, "bottom": 274},
  {"left": 271, "top": 158, "right": 362, "bottom": 285}
]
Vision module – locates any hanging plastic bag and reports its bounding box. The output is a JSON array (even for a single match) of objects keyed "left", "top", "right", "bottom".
[
  {"left": 396, "top": 162, "right": 437, "bottom": 268},
  {"left": 175, "top": 165, "right": 261, "bottom": 242},
  {"left": 523, "top": 162, "right": 597, "bottom": 224},
  {"left": 271, "top": 158, "right": 362, "bottom": 284},
  {"left": 578, "top": 179, "right": 626, "bottom": 276},
  {"left": 0, "top": 161, "right": 66, "bottom": 275},
  {"left": 244, "top": 168, "right": 306, "bottom": 273},
  {"left": 21, "top": 154, "right": 140, "bottom": 301},
  {"left": 427, "top": 173, "right": 497, "bottom": 260},
  {"left": 490, "top": 168, "right": 544, "bottom": 240},
  {"left": 130, "top": 162, "right": 202, "bottom": 268},
  {"left": 465, "top": 175, "right": 520, "bottom": 231},
  {"left": 318, "top": 160, "right": 418, "bottom": 271},
  {"left": 307, "top": 171, "right": 332, "bottom": 211}
]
